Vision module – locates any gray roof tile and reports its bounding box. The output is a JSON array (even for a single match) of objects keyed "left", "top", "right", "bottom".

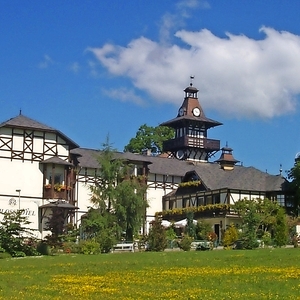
[
  {"left": 71, "top": 149, "right": 287, "bottom": 192},
  {"left": 0, "top": 114, "right": 79, "bottom": 149}
]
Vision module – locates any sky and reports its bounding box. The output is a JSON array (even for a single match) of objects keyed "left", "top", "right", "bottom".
[{"left": 1, "top": 0, "right": 300, "bottom": 176}]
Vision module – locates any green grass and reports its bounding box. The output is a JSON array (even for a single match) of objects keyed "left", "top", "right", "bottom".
[{"left": 0, "top": 248, "right": 300, "bottom": 299}]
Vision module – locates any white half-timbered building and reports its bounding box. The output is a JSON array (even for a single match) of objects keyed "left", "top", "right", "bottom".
[
  {"left": 0, "top": 82, "right": 292, "bottom": 239},
  {"left": 0, "top": 114, "right": 181, "bottom": 237}
]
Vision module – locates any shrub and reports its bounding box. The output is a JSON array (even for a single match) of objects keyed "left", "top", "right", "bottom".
[
  {"left": 11, "top": 251, "right": 26, "bottom": 258},
  {"left": 195, "top": 221, "right": 211, "bottom": 240},
  {"left": 96, "top": 230, "right": 116, "bottom": 253},
  {"left": 62, "top": 242, "right": 80, "bottom": 254},
  {"left": 274, "top": 208, "right": 288, "bottom": 247},
  {"left": 79, "top": 239, "right": 100, "bottom": 255},
  {"left": 0, "top": 210, "right": 36, "bottom": 257},
  {"left": 262, "top": 231, "right": 272, "bottom": 247},
  {"left": 178, "top": 235, "right": 193, "bottom": 251},
  {"left": 147, "top": 217, "right": 167, "bottom": 251},
  {"left": 0, "top": 247, "right": 11, "bottom": 259},
  {"left": 36, "top": 242, "right": 52, "bottom": 255},
  {"left": 0, "top": 252, "right": 11, "bottom": 259},
  {"left": 222, "top": 224, "right": 239, "bottom": 249}
]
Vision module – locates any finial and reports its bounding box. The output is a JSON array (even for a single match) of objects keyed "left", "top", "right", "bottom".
[
  {"left": 190, "top": 75, "right": 195, "bottom": 86},
  {"left": 19, "top": 109, "right": 22, "bottom": 115},
  {"left": 279, "top": 164, "right": 282, "bottom": 175}
]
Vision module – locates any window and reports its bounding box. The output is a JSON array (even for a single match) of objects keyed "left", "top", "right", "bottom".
[
  {"left": 176, "top": 199, "right": 182, "bottom": 209},
  {"left": 286, "top": 195, "right": 294, "bottom": 208},
  {"left": 197, "top": 197, "right": 204, "bottom": 206},
  {"left": 213, "top": 194, "right": 220, "bottom": 204},
  {"left": 206, "top": 196, "right": 212, "bottom": 205},
  {"left": 169, "top": 200, "right": 175, "bottom": 210},
  {"left": 137, "top": 167, "right": 144, "bottom": 176},
  {"left": 276, "top": 194, "right": 285, "bottom": 206}
]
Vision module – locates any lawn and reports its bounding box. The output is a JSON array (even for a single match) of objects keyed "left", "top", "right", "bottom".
[{"left": 0, "top": 248, "right": 300, "bottom": 299}]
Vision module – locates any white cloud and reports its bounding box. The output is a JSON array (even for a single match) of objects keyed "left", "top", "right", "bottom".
[
  {"left": 89, "top": 26, "right": 300, "bottom": 119},
  {"left": 159, "top": 0, "right": 207, "bottom": 43},
  {"left": 103, "top": 87, "right": 145, "bottom": 106},
  {"left": 176, "top": 0, "right": 210, "bottom": 12},
  {"left": 87, "top": 60, "right": 99, "bottom": 77},
  {"left": 69, "top": 62, "right": 80, "bottom": 73},
  {"left": 38, "top": 54, "right": 54, "bottom": 69}
]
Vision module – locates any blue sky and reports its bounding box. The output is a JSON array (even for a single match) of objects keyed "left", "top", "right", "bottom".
[{"left": 1, "top": 0, "right": 300, "bottom": 176}]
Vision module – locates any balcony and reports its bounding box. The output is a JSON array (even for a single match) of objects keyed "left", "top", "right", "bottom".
[
  {"left": 44, "top": 185, "right": 70, "bottom": 200},
  {"left": 163, "top": 136, "right": 220, "bottom": 152}
]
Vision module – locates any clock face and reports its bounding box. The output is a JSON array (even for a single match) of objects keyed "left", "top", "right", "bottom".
[
  {"left": 192, "top": 107, "right": 201, "bottom": 117},
  {"left": 179, "top": 107, "right": 184, "bottom": 116}
]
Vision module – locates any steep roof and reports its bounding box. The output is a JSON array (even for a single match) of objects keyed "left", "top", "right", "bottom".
[
  {"left": 191, "top": 163, "right": 286, "bottom": 192},
  {"left": 71, "top": 148, "right": 287, "bottom": 193},
  {"left": 0, "top": 114, "right": 79, "bottom": 149},
  {"left": 70, "top": 148, "right": 153, "bottom": 169},
  {"left": 146, "top": 155, "right": 194, "bottom": 177},
  {"left": 41, "top": 156, "right": 74, "bottom": 166},
  {"left": 71, "top": 148, "right": 101, "bottom": 168},
  {"left": 0, "top": 114, "right": 57, "bottom": 131}
]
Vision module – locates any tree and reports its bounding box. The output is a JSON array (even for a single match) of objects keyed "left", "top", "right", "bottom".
[
  {"left": 0, "top": 210, "right": 38, "bottom": 257},
  {"left": 90, "top": 137, "right": 125, "bottom": 212},
  {"left": 81, "top": 208, "right": 117, "bottom": 253},
  {"left": 287, "top": 160, "right": 300, "bottom": 216},
  {"left": 124, "top": 124, "right": 174, "bottom": 155},
  {"left": 115, "top": 179, "right": 148, "bottom": 241},
  {"left": 185, "top": 211, "right": 196, "bottom": 239},
  {"left": 241, "top": 202, "right": 261, "bottom": 249},
  {"left": 233, "top": 198, "right": 282, "bottom": 249},
  {"left": 147, "top": 216, "right": 167, "bottom": 251},
  {"left": 88, "top": 137, "right": 148, "bottom": 242},
  {"left": 44, "top": 207, "right": 66, "bottom": 247},
  {"left": 273, "top": 207, "right": 288, "bottom": 247}
]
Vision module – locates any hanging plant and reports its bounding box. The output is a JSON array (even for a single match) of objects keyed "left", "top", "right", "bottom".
[
  {"left": 157, "top": 203, "right": 231, "bottom": 217},
  {"left": 178, "top": 181, "right": 201, "bottom": 188}
]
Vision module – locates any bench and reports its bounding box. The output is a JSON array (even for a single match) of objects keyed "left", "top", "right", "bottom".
[
  {"left": 112, "top": 243, "right": 134, "bottom": 252},
  {"left": 191, "top": 240, "right": 212, "bottom": 251}
]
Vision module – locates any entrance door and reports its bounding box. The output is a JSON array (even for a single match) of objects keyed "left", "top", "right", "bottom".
[{"left": 214, "top": 224, "right": 220, "bottom": 246}]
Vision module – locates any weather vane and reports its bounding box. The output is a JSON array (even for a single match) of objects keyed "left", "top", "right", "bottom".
[{"left": 190, "top": 75, "right": 195, "bottom": 86}]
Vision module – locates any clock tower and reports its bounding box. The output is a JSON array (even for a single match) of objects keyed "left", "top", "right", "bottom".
[{"left": 160, "top": 80, "right": 222, "bottom": 162}]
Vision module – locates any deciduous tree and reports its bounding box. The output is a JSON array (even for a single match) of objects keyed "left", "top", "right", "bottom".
[
  {"left": 124, "top": 124, "right": 174, "bottom": 155},
  {"left": 287, "top": 159, "right": 300, "bottom": 216},
  {"left": 233, "top": 198, "right": 285, "bottom": 249}
]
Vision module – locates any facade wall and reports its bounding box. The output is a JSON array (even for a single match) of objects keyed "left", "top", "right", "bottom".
[
  {"left": 0, "top": 125, "right": 75, "bottom": 239},
  {"left": 73, "top": 167, "right": 176, "bottom": 234},
  {"left": 0, "top": 158, "right": 44, "bottom": 238},
  {"left": 229, "top": 192, "right": 265, "bottom": 204},
  {"left": 75, "top": 181, "right": 92, "bottom": 225},
  {"left": 0, "top": 196, "right": 40, "bottom": 236},
  {"left": 0, "top": 159, "right": 43, "bottom": 197}
]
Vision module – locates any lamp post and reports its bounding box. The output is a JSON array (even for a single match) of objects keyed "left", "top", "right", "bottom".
[{"left": 16, "top": 189, "right": 21, "bottom": 210}]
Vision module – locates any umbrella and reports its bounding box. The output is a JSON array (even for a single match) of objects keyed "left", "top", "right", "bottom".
[
  {"left": 161, "top": 220, "right": 171, "bottom": 228},
  {"left": 174, "top": 218, "right": 197, "bottom": 228}
]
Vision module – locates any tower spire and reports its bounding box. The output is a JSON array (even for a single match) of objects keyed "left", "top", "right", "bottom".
[{"left": 160, "top": 80, "right": 222, "bottom": 162}]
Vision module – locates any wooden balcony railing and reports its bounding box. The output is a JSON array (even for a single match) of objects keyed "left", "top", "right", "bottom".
[
  {"left": 163, "top": 136, "right": 220, "bottom": 152},
  {"left": 44, "top": 187, "right": 69, "bottom": 200}
]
